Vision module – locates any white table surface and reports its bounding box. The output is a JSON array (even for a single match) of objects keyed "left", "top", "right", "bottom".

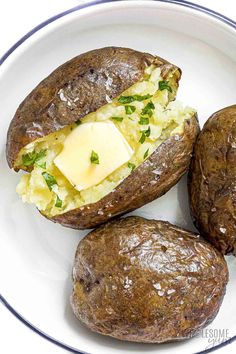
[{"left": 0, "top": 1, "right": 235, "bottom": 353}]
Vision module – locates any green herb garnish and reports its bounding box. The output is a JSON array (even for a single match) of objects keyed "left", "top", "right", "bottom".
[
  {"left": 134, "top": 94, "right": 152, "bottom": 101},
  {"left": 138, "top": 117, "right": 149, "bottom": 125},
  {"left": 141, "top": 101, "right": 155, "bottom": 117},
  {"left": 145, "top": 126, "right": 151, "bottom": 137},
  {"left": 42, "top": 172, "right": 57, "bottom": 191},
  {"left": 128, "top": 162, "right": 136, "bottom": 171},
  {"left": 90, "top": 150, "right": 100, "bottom": 164},
  {"left": 22, "top": 149, "right": 47, "bottom": 167},
  {"left": 111, "top": 116, "right": 123, "bottom": 122},
  {"left": 158, "top": 80, "right": 172, "bottom": 93},
  {"left": 75, "top": 120, "right": 82, "bottom": 125},
  {"left": 139, "top": 131, "right": 146, "bottom": 144},
  {"left": 125, "top": 105, "right": 136, "bottom": 115},
  {"left": 55, "top": 195, "right": 62, "bottom": 208},
  {"left": 22, "top": 153, "right": 35, "bottom": 166},
  {"left": 139, "top": 126, "right": 151, "bottom": 144},
  {"left": 118, "top": 94, "right": 152, "bottom": 104},
  {"left": 143, "top": 149, "right": 149, "bottom": 159}
]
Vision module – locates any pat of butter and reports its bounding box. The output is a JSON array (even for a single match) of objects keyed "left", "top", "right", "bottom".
[{"left": 54, "top": 122, "right": 133, "bottom": 191}]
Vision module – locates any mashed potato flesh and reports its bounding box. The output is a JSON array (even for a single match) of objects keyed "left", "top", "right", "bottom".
[{"left": 16, "top": 66, "right": 195, "bottom": 216}]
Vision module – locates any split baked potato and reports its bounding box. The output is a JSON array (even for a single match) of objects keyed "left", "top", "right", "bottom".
[
  {"left": 6, "top": 47, "right": 199, "bottom": 229},
  {"left": 71, "top": 216, "right": 228, "bottom": 343},
  {"left": 188, "top": 105, "right": 236, "bottom": 255}
]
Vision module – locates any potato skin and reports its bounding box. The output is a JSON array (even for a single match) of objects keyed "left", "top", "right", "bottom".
[
  {"left": 71, "top": 216, "right": 228, "bottom": 343},
  {"left": 6, "top": 47, "right": 180, "bottom": 170},
  {"left": 188, "top": 105, "right": 236, "bottom": 255},
  {"left": 50, "top": 114, "right": 199, "bottom": 229}
]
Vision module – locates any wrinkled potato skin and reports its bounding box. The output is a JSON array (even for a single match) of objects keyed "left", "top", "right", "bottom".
[
  {"left": 51, "top": 115, "right": 199, "bottom": 229},
  {"left": 188, "top": 105, "right": 236, "bottom": 255},
  {"left": 71, "top": 216, "right": 228, "bottom": 343},
  {"left": 6, "top": 47, "right": 180, "bottom": 170}
]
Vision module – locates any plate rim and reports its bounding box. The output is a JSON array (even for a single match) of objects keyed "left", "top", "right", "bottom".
[
  {"left": 0, "top": 1, "right": 235, "bottom": 353},
  {"left": 0, "top": 0, "right": 236, "bottom": 66}
]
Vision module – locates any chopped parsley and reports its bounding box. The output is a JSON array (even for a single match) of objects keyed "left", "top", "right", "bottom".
[
  {"left": 139, "top": 131, "right": 146, "bottom": 144},
  {"left": 42, "top": 172, "right": 57, "bottom": 191},
  {"left": 22, "top": 152, "right": 36, "bottom": 167},
  {"left": 139, "top": 127, "right": 151, "bottom": 144},
  {"left": 118, "top": 94, "right": 152, "bottom": 104},
  {"left": 125, "top": 105, "right": 136, "bottom": 115},
  {"left": 128, "top": 162, "right": 136, "bottom": 171},
  {"left": 55, "top": 195, "right": 62, "bottom": 208},
  {"left": 158, "top": 80, "right": 172, "bottom": 93},
  {"left": 75, "top": 119, "right": 82, "bottom": 125},
  {"left": 141, "top": 101, "right": 155, "bottom": 117},
  {"left": 143, "top": 149, "right": 149, "bottom": 159},
  {"left": 22, "top": 149, "right": 47, "bottom": 168},
  {"left": 111, "top": 116, "right": 123, "bottom": 122},
  {"left": 90, "top": 150, "right": 100, "bottom": 164},
  {"left": 138, "top": 117, "right": 149, "bottom": 125},
  {"left": 145, "top": 126, "right": 151, "bottom": 137}
]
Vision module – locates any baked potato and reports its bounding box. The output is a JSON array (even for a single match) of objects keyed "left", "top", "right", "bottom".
[
  {"left": 71, "top": 216, "right": 228, "bottom": 343},
  {"left": 188, "top": 105, "right": 236, "bottom": 255},
  {"left": 6, "top": 47, "right": 199, "bottom": 229}
]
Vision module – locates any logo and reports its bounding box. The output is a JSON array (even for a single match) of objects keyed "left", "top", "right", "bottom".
[{"left": 195, "top": 328, "right": 231, "bottom": 349}]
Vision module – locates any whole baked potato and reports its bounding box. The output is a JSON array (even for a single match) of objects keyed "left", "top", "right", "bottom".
[
  {"left": 188, "top": 105, "right": 236, "bottom": 255},
  {"left": 71, "top": 216, "right": 228, "bottom": 343},
  {"left": 6, "top": 47, "right": 199, "bottom": 229}
]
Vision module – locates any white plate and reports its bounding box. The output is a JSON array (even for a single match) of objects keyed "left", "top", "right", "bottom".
[{"left": 0, "top": 1, "right": 236, "bottom": 353}]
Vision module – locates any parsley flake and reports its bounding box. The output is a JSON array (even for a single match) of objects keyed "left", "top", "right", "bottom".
[
  {"left": 141, "top": 101, "right": 155, "bottom": 117},
  {"left": 143, "top": 149, "right": 149, "bottom": 159},
  {"left": 55, "top": 195, "right": 62, "bottom": 208},
  {"left": 22, "top": 149, "right": 47, "bottom": 168},
  {"left": 125, "top": 105, "right": 136, "bottom": 115},
  {"left": 42, "top": 172, "right": 57, "bottom": 191},
  {"left": 90, "top": 150, "right": 100, "bottom": 164},
  {"left": 139, "top": 126, "right": 151, "bottom": 144},
  {"left": 138, "top": 117, "right": 149, "bottom": 125},
  {"left": 111, "top": 116, "right": 123, "bottom": 122},
  {"left": 128, "top": 162, "right": 136, "bottom": 171},
  {"left": 145, "top": 126, "right": 151, "bottom": 137},
  {"left": 118, "top": 94, "right": 152, "bottom": 104},
  {"left": 158, "top": 80, "right": 172, "bottom": 93},
  {"left": 139, "top": 131, "right": 146, "bottom": 144}
]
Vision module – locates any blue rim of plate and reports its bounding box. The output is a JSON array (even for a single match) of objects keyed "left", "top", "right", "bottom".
[{"left": 0, "top": 0, "right": 235, "bottom": 353}]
